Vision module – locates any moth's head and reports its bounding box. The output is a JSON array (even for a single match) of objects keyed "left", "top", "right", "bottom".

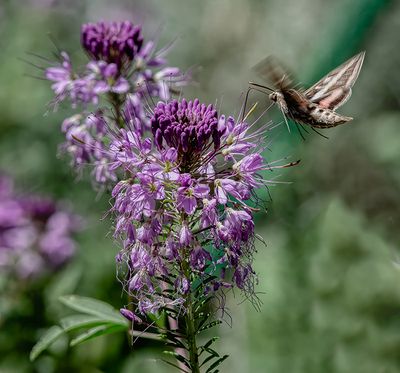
[{"left": 269, "top": 91, "right": 283, "bottom": 103}]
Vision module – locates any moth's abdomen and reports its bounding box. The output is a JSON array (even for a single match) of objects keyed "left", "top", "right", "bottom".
[{"left": 308, "top": 104, "right": 352, "bottom": 128}]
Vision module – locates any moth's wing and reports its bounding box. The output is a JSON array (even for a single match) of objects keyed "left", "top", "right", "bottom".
[
  {"left": 304, "top": 51, "right": 365, "bottom": 110},
  {"left": 253, "top": 55, "right": 295, "bottom": 90}
]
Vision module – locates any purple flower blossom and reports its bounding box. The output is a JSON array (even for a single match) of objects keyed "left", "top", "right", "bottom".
[
  {"left": 87, "top": 61, "right": 130, "bottom": 94},
  {"left": 176, "top": 175, "right": 209, "bottom": 214},
  {"left": 81, "top": 21, "right": 143, "bottom": 69},
  {"left": 59, "top": 113, "right": 118, "bottom": 185},
  {"left": 233, "top": 153, "right": 264, "bottom": 187},
  {"left": 190, "top": 246, "right": 212, "bottom": 271},
  {"left": 45, "top": 52, "right": 73, "bottom": 100},
  {"left": 174, "top": 276, "right": 190, "bottom": 294},
  {"left": 179, "top": 223, "right": 192, "bottom": 246},
  {"left": 151, "top": 99, "right": 221, "bottom": 169},
  {"left": 120, "top": 308, "right": 142, "bottom": 323},
  {"left": 123, "top": 93, "right": 149, "bottom": 135},
  {"left": 45, "top": 52, "right": 98, "bottom": 107},
  {"left": 214, "top": 178, "right": 250, "bottom": 205},
  {"left": 0, "top": 175, "right": 81, "bottom": 279},
  {"left": 200, "top": 198, "right": 218, "bottom": 229}
]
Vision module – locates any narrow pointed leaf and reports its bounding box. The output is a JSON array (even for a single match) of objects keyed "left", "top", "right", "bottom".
[
  {"left": 130, "top": 330, "right": 162, "bottom": 341},
  {"left": 60, "top": 314, "right": 118, "bottom": 332},
  {"left": 203, "top": 347, "right": 219, "bottom": 357},
  {"left": 162, "top": 359, "right": 190, "bottom": 373},
  {"left": 30, "top": 326, "right": 64, "bottom": 361},
  {"left": 163, "top": 350, "right": 191, "bottom": 368},
  {"left": 199, "top": 337, "right": 219, "bottom": 355},
  {"left": 148, "top": 311, "right": 166, "bottom": 328},
  {"left": 198, "top": 320, "right": 222, "bottom": 332},
  {"left": 206, "top": 355, "right": 229, "bottom": 372},
  {"left": 164, "top": 338, "right": 187, "bottom": 349},
  {"left": 59, "top": 295, "right": 127, "bottom": 325},
  {"left": 200, "top": 353, "right": 216, "bottom": 367},
  {"left": 70, "top": 324, "right": 126, "bottom": 346},
  {"left": 196, "top": 314, "right": 211, "bottom": 331}
]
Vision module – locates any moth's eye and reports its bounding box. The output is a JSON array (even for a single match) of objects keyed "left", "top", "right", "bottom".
[{"left": 269, "top": 93, "right": 277, "bottom": 102}]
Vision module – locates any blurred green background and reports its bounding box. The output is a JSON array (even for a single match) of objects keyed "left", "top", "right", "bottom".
[{"left": 0, "top": 0, "right": 399, "bottom": 372}]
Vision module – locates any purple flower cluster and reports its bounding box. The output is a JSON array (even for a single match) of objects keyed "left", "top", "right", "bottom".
[
  {"left": 152, "top": 100, "right": 221, "bottom": 170},
  {"left": 45, "top": 52, "right": 130, "bottom": 108},
  {"left": 60, "top": 112, "right": 118, "bottom": 184},
  {"left": 45, "top": 21, "right": 188, "bottom": 185},
  {"left": 110, "top": 98, "right": 271, "bottom": 316},
  {"left": 0, "top": 176, "right": 81, "bottom": 279},
  {"left": 81, "top": 21, "right": 143, "bottom": 69}
]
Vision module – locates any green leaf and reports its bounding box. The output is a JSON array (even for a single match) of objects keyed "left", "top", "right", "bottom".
[
  {"left": 196, "top": 314, "right": 211, "bottom": 331},
  {"left": 59, "top": 295, "right": 127, "bottom": 325},
  {"left": 199, "top": 337, "right": 219, "bottom": 355},
  {"left": 164, "top": 336, "right": 187, "bottom": 350},
  {"left": 148, "top": 310, "right": 166, "bottom": 329},
  {"left": 30, "top": 326, "right": 64, "bottom": 361},
  {"left": 200, "top": 353, "right": 216, "bottom": 368},
  {"left": 194, "top": 296, "right": 214, "bottom": 312},
  {"left": 195, "top": 312, "right": 211, "bottom": 320},
  {"left": 70, "top": 324, "right": 126, "bottom": 346},
  {"left": 192, "top": 275, "right": 217, "bottom": 292},
  {"left": 203, "top": 347, "right": 219, "bottom": 358},
  {"left": 198, "top": 320, "right": 222, "bottom": 333},
  {"left": 162, "top": 359, "right": 189, "bottom": 373},
  {"left": 205, "top": 355, "right": 229, "bottom": 372},
  {"left": 163, "top": 351, "right": 191, "bottom": 368},
  {"left": 163, "top": 328, "right": 185, "bottom": 341},
  {"left": 60, "top": 314, "right": 121, "bottom": 332}
]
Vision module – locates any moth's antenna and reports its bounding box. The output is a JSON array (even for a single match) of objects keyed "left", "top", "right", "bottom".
[{"left": 248, "top": 81, "right": 275, "bottom": 92}]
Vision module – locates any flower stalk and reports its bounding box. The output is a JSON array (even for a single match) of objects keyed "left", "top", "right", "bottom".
[{"left": 185, "top": 296, "right": 200, "bottom": 373}]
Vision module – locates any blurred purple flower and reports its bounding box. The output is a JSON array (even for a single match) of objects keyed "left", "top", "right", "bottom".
[{"left": 0, "top": 175, "right": 82, "bottom": 279}]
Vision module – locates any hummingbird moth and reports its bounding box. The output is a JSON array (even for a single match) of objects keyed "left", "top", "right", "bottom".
[{"left": 248, "top": 51, "right": 365, "bottom": 133}]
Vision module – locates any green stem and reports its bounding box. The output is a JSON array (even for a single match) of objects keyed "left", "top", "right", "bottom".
[
  {"left": 109, "top": 93, "right": 124, "bottom": 128},
  {"left": 185, "top": 294, "right": 200, "bottom": 373},
  {"left": 180, "top": 211, "right": 201, "bottom": 372}
]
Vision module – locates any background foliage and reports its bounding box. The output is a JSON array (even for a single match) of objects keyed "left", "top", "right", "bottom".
[{"left": 0, "top": 0, "right": 399, "bottom": 372}]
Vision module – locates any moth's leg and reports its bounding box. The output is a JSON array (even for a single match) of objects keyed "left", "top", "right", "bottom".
[
  {"left": 310, "top": 126, "right": 329, "bottom": 139},
  {"left": 295, "top": 121, "right": 307, "bottom": 141},
  {"left": 279, "top": 107, "right": 291, "bottom": 133}
]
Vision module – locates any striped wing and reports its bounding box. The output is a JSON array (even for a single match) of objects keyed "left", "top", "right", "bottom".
[{"left": 304, "top": 51, "right": 365, "bottom": 110}]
